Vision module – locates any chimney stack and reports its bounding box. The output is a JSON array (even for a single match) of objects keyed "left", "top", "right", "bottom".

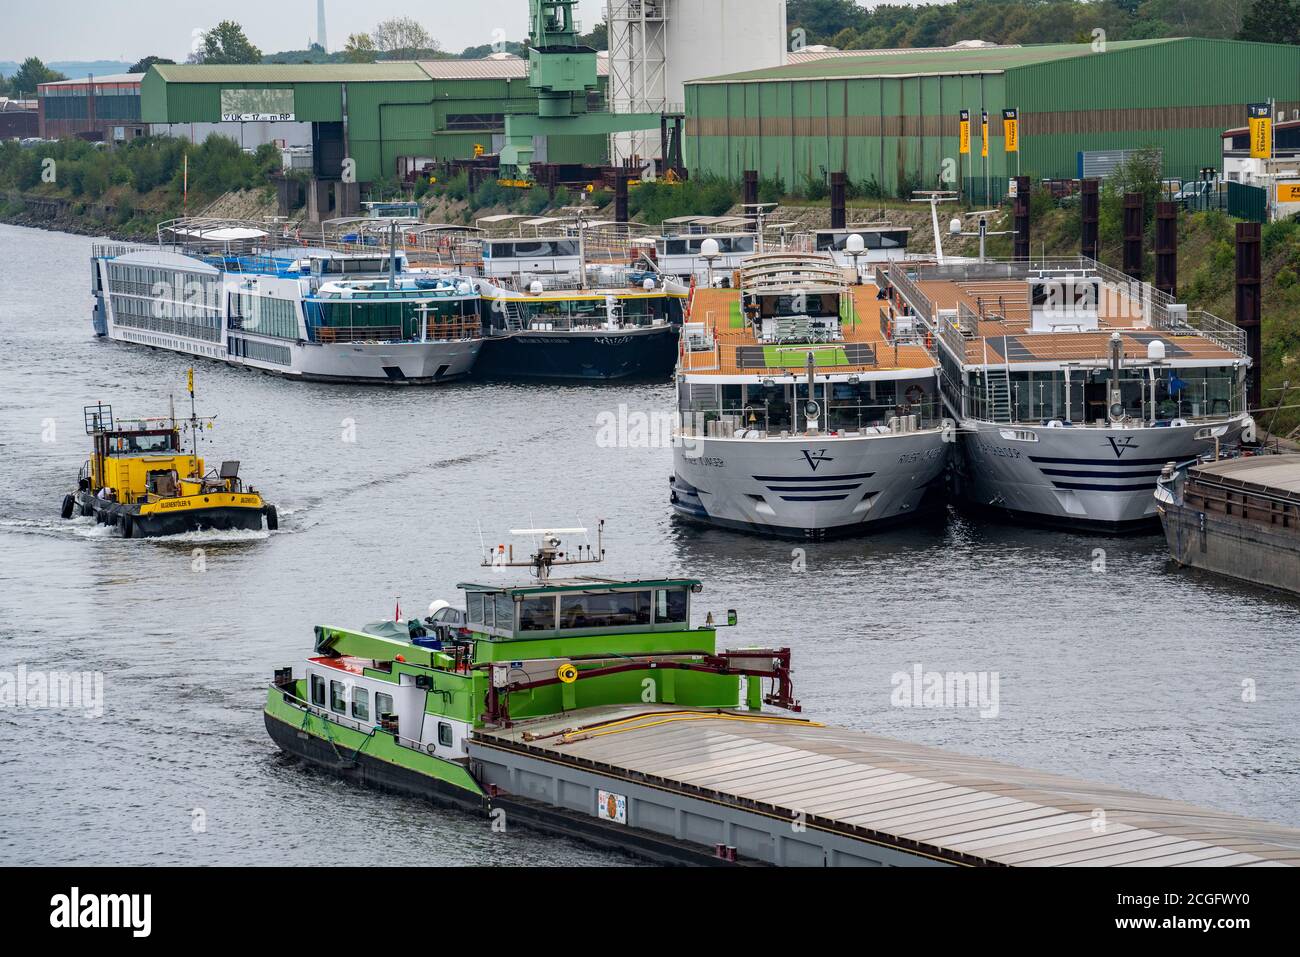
[
  {"left": 830, "top": 172, "right": 847, "bottom": 230},
  {"left": 1236, "top": 221, "right": 1263, "bottom": 414},
  {"left": 1012, "top": 176, "right": 1030, "bottom": 261},
  {"left": 1154, "top": 201, "right": 1177, "bottom": 299},
  {"left": 1122, "top": 193, "right": 1144, "bottom": 281},
  {"left": 1081, "top": 179, "right": 1099, "bottom": 261}
]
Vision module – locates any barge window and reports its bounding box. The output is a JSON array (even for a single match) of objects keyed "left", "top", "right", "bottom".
[
  {"left": 655, "top": 589, "right": 688, "bottom": 625},
  {"left": 310, "top": 674, "right": 326, "bottom": 707},
  {"left": 329, "top": 681, "right": 347, "bottom": 715},
  {"left": 559, "top": 591, "right": 652, "bottom": 630},
  {"left": 438, "top": 722, "right": 453, "bottom": 748},
  {"left": 519, "top": 596, "right": 558, "bottom": 632},
  {"left": 351, "top": 688, "right": 370, "bottom": 722},
  {"left": 495, "top": 594, "right": 515, "bottom": 632},
  {"left": 376, "top": 692, "right": 393, "bottom": 718},
  {"left": 467, "top": 593, "right": 484, "bottom": 625}
]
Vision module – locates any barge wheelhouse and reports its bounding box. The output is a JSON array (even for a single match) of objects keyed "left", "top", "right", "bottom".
[
  {"left": 671, "top": 253, "right": 950, "bottom": 539},
  {"left": 880, "top": 257, "right": 1255, "bottom": 530},
  {"left": 264, "top": 527, "right": 799, "bottom": 820}
]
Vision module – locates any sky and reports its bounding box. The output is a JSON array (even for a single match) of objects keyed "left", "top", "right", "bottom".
[{"left": 0, "top": 0, "right": 611, "bottom": 63}]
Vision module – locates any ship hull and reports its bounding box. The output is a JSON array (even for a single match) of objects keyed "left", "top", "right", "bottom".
[
  {"left": 101, "top": 322, "right": 480, "bottom": 385},
  {"left": 1158, "top": 497, "right": 1300, "bottom": 596},
  {"left": 75, "top": 491, "right": 266, "bottom": 537},
  {"left": 474, "top": 326, "right": 679, "bottom": 381},
  {"left": 263, "top": 709, "right": 487, "bottom": 813},
  {"left": 953, "top": 418, "right": 1248, "bottom": 532},
  {"left": 671, "top": 429, "right": 951, "bottom": 539}
]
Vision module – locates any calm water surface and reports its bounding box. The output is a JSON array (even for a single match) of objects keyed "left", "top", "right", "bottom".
[{"left": 1, "top": 223, "right": 1296, "bottom": 865}]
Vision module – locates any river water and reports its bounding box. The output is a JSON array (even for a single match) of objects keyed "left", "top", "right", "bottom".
[{"left": 1, "top": 222, "right": 1296, "bottom": 866}]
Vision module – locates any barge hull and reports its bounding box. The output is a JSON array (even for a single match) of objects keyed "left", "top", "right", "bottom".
[
  {"left": 264, "top": 709, "right": 488, "bottom": 816},
  {"left": 467, "top": 705, "right": 1300, "bottom": 868}
]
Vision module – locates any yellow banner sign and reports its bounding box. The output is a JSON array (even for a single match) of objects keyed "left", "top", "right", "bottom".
[
  {"left": 1002, "top": 108, "right": 1019, "bottom": 153},
  {"left": 959, "top": 109, "right": 971, "bottom": 155},
  {"left": 981, "top": 111, "right": 989, "bottom": 158},
  {"left": 1249, "top": 103, "right": 1273, "bottom": 159},
  {"left": 1278, "top": 183, "right": 1300, "bottom": 204}
]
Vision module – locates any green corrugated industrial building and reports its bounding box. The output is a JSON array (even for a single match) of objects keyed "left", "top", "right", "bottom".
[
  {"left": 141, "top": 60, "right": 611, "bottom": 185},
  {"left": 685, "top": 38, "right": 1300, "bottom": 202}
]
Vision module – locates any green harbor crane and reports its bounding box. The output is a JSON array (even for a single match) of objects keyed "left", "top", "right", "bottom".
[{"left": 499, "top": 0, "right": 664, "bottom": 181}]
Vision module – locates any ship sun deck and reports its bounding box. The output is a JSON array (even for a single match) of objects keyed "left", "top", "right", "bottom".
[
  {"left": 473, "top": 703, "right": 1300, "bottom": 867},
  {"left": 683, "top": 285, "right": 936, "bottom": 378},
  {"left": 916, "top": 278, "right": 1242, "bottom": 367}
]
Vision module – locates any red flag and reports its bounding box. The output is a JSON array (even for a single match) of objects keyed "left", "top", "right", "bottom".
[{"left": 394, "top": 598, "right": 402, "bottom": 622}]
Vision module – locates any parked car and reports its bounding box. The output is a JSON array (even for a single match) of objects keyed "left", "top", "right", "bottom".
[{"left": 425, "top": 601, "right": 471, "bottom": 642}]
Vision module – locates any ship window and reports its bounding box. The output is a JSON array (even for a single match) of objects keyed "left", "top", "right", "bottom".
[
  {"left": 559, "top": 591, "right": 652, "bottom": 630},
  {"left": 329, "top": 681, "right": 347, "bottom": 715},
  {"left": 519, "top": 596, "right": 558, "bottom": 632},
  {"left": 495, "top": 594, "right": 515, "bottom": 631},
  {"left": 376, "top": 692, "right": 394, "bottom": 718},
  {"left": 438, "top": 722, "right": 453, "bottom": 748},
  {"left": 655, "top": 589, "right": 688, "bottom": 625},
  {"left": 310, "top": 674, "right": 326, "bottom": 707},
  {"left": 467, "top": 593, "right": 484, "bottom": 625},
  {"left": 351, "top": 688, "right": 370, "bottom": 722}
]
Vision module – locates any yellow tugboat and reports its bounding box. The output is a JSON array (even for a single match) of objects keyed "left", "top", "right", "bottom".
[{"left": 60, "top": 371, "right": 277, "bottom": 538}]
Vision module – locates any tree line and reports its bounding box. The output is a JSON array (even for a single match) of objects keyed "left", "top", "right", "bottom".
[{"left": 786, "top": 0, "right": 1299, "bottom": 50}]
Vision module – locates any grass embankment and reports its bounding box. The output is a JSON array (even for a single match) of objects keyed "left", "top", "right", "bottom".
[{"left": 0, "top": 135, "right": 286, "bottom": 239}]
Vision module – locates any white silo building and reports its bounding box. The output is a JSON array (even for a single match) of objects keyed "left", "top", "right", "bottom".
[{"left": 607, "top": 0, "right": 788, "bottom": 167}]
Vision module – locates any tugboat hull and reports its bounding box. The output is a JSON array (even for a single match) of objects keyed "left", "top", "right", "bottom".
[
  {"left": 74, "top": 490, "right": 269, "bottom": 538},
  {"left": 475, "top": 326, "right": 679, "bottom": 381}
]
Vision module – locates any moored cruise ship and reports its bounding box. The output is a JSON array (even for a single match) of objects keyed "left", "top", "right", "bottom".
[
  {"left": 671, "top": 253, "right": 951, "bottom": 539},
  {"left": 472, "top": 235, "right": 687, "bottom": 381},
  {"left": 879, "top": 256, "right": 1255, "bottom": 530},
  {"left": 91, "top": 219, "right": 482, "bottom": 384}
]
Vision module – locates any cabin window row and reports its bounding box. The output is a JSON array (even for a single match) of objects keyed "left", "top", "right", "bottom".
[
  {"left": 309, "top": 674, "right": 393, "bottom": 724},
  {"left": 483, "top": 240, "right": 581, "bottom": 260},
  {"left": 466, "top": 588, "right": 689, "bottom": 633}
]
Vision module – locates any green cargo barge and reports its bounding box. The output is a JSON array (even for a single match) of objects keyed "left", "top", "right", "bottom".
[{"left": 266, "top": 527, "right": 1300, "bottom": 866}]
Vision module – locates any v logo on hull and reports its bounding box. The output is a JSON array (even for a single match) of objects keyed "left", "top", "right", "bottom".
[
  {"left": 802, "top": 449, "right": 834, "bottom": 471},
  {"left": 1106, "top": 436, "right": 1140, "bottom": 458}
]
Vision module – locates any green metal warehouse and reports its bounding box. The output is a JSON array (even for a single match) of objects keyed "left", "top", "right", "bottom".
[
  {"left": 684, "top": 38, "right": 1300, "bottom": 202},
  {"left": 140, "top": 60, "right": 611, "bottom": 186}
]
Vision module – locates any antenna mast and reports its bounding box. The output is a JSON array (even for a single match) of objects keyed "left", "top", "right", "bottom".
[{"left": 482, "top": 520, "right": 606, "bottom": 581}]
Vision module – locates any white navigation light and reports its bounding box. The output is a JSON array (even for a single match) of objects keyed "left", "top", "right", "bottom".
[
  {"left": 846, "top": 233, "right": 865, "bottom": 254},
  {"left": 1147, "top": 339, "right": 1167, "bottom": 362}
]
